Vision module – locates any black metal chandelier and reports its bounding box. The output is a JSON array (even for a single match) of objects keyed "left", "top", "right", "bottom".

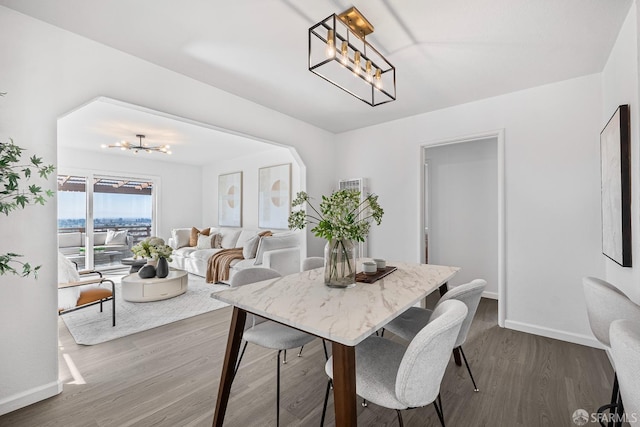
[
  {"left": 309, "top": 7, "right": 396, "bottom": 106},
  {"left": 101, "top": 134, "right": 171, "bottom": 155}
]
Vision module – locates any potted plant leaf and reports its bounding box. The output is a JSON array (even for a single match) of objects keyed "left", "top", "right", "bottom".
[{"left": 0, "top": 92, "right": 55, "bottom": 277}]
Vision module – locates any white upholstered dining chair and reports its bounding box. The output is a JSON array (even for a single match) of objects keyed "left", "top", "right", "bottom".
[
  {"left": 610, "top": 319, "right": 640, "bottom": 427},
  {"left": 583, "top": 277, "right": 640, "bottom": 424},
  {"left": 230, "top": 267, "right": 317, "bottom": 427},
  {"left": 320, "top": 299, "right": 467, "bottom": 427},
  {"left": 384, "top": 278, "right": 486, "bottom": 392}
]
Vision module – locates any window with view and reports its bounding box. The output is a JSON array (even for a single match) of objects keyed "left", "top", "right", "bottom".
[{"left": 57, "top": 174, "right": 155, "bottom": 270}]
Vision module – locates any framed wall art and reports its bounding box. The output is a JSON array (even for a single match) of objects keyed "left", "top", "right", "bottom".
[
  {"left": 218, "top": 171, "right": 242, "bottom": 227},
  {"left": 600, "top": 104, "right": 631, "bottom": 267},
  {"left": 258, "top": 163, "right": 291, "bottom": 229}
]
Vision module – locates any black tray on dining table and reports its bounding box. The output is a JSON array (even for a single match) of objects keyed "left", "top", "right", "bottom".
[{"left": 355, "top": 266, "right": 398, "bottom": 283}]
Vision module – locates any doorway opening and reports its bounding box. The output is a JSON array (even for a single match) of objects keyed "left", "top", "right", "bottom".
[{"left": 420, "top": 130, "right": 505, "bottom": 326}]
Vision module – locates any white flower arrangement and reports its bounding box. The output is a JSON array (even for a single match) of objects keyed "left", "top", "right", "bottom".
[{"left": 131, "top": 236, "right": 173, "bottom": 261}]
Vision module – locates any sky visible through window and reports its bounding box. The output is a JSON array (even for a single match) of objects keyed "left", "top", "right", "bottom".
[{"left": 58, "top": 191, "right": 152, "bottom": 228}]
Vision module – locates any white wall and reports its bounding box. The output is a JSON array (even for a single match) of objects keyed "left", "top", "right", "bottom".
[
  {"left": 57, "top": 147, "right": 203, "bottom": 241},
  {"left": 426, "top": 138, "right": 498, "bottom": 296},
  {"left": 336, "top": 74, "right": 605, "bottom": 347},
  {"left": 601, "top": 2, "right": 640, "bottom": 303},
  {"left": 0, "top": 6, "right": 335, "bottom": 415},
  {"left": 201, "top": 147, "right": 299, "bottom": 230}
]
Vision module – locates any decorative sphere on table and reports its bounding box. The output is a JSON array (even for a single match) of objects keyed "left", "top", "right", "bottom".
[{"left": 138, "top": 264, "right": 156, "bottom": 279}]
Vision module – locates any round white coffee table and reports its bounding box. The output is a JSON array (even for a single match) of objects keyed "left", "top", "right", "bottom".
[{"left": 121, "top": 269, "right": 188, "bottom": 302}]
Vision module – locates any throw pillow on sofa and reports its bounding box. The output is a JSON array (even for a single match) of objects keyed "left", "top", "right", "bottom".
[
  {"left": 196, "top": 233, "right": 214, "bottom": 249},
  {"left": 220, "top": 228, "right": 242, "bottom": 249},
  {"left": 190, "top": 227, "right": 210, "bottom": 247},
  {"left": 171, "top": 228, "right": 191, "bottom": 249},
  {"left": 211, "top": 233, "right": 223, "bottom": 248},
  {"left": 242, "top": 231, "right": 272, "bottom": 259},
  {"left": 105, "top": 229, "right": 128, "bottom": 245},
  {"left": 254, "top": 232, "right": 299, "bottom": 265}
]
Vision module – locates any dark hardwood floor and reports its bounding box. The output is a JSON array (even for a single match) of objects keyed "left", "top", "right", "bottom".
[{"left": 0, "top": 297, "right": 615, "bottom": 426}]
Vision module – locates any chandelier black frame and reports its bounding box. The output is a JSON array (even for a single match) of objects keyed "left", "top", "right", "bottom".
[
  {"left": 101, "top": 134, "right": 171, "bottom": 155},
  {"left": 308, "top": 7, "right": 396, "bottom": 106}
]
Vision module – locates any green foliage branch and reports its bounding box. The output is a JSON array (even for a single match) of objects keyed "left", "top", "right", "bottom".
[
  {"left": 0, "top": 92, "right": 55, "bottom": 278},
  {"left": 288, "top": 189, "right": 384, "bottom": 242}
]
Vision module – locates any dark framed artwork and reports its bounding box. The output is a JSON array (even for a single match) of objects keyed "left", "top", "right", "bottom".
[
  {"left": 218, "top": 171, "right": 242, "bottom": 227},
  {"left": 600, "top": 104, "right": 631, "bottom": 267}
]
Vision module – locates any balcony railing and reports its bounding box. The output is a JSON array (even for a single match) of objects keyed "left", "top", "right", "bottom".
[{"left": 58, "top": 225, "right": 152, "bottom": 245}]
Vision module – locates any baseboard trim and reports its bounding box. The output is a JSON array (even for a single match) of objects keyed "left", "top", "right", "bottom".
[
  {"left": 482, "top": 291, "right": 498, "bottom": 300},
  {"left": 0, "top": 380, "right": 62, "bottom": 416},
  {"left": 504, "top": 319, "right": 603, "bottom": 349}
]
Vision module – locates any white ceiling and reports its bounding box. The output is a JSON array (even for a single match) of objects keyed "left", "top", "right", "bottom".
[
  {"left": 58, "top": 98, "right": 282, "bottom": 166},
  {"left": 1, "top": 0, "right": 632, "bottom": 134}
]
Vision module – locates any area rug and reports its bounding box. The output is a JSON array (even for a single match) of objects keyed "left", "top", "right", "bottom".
[{"left": 61, "top": 274, "right": 229, "bottom": 345}]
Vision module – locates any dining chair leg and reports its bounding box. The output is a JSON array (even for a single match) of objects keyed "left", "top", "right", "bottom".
[
  {"left": 458, "top": 346, "right": 479, "bottom": 392},
  {"left": 611, "top": 373, "right": 619, "bottom": 407},
  {"left": 298, "top": 346, "right": 304, "bottom": 357},
  {"left": 283, "top": 349, "right": 287, "bottom": 364},
  {"left": 322, "top": 340, "right": 329, "bottom": 361},
  {"left": 277, "top": 349, "right": 282, "bottom": 427},
  {"left": 597, "top": 403, "right": 618, "bottom": 427},
  {"left": 395, "top": 409, "right": 404, "bottom": 427},
  {"left": 320, "top": 379, "right": 331, "bottom": 427},
  {"left": 361, "top": 399, "right": 368, "bottom": 407},
  {"left": 433, "top": 398, "right": 445, "bottom": 427},
  {"left": 614, "top": 396, "right": 624, "bottom": 427},
  {"left": 234, "top": 341, "right": 248, "bottom": 378},
  {"left": 100, "top": 299, "right": 103, "bottom": 312},
  {"left": 609, "top": 373, "right": 620, "bottom": 427}
]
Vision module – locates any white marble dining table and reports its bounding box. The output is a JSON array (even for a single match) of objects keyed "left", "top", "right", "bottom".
[{"left": 210, "top": 261, "right": 459, "bottom": 426}]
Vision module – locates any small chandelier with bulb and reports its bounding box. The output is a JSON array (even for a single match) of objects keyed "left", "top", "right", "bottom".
[
  {"left": 101, "top": 134, "right": 172, "bottom": 155},
  {"left": 309, "top": 7, "right": 396, "bottom": 106}
]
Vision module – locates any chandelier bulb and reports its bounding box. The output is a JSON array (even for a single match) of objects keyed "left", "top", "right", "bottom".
[
  {"left": 340, "top": 41, "right": 348, "bottom": 65},
  {"left": 365, "top": 60, "right": 372, "bottom": 82},
  {"left": 326, "top": 29, "right": 335, "bottom": 58},
  {"left": 353, "top": 51, "right": 361, "bottom": 75},
  {"left": 374, "top": 68, "right": 383, "bottom": 90}
]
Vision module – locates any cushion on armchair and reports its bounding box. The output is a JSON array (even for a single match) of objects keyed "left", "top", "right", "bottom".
[{"left": 58, "top": 252, "right": 81, "bottom": 310}]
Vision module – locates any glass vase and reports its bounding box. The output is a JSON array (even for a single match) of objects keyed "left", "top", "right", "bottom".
[{"left": 324, "top": 239, "right": 356, "bottom": 288}]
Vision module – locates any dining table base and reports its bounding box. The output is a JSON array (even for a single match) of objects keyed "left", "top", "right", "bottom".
[
  {"left": 211, "top": 306, "right": 360, "bottom": 426},
  {"left": 213, "top": 307, "right": 246, "bottom": 427},
  {"left": 211, "top": 275, "right": 454, "bottom": 426}
]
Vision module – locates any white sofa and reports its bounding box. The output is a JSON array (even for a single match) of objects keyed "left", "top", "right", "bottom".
[{"left": 167, "top": 227, "right": 301, "bottom": 280}]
